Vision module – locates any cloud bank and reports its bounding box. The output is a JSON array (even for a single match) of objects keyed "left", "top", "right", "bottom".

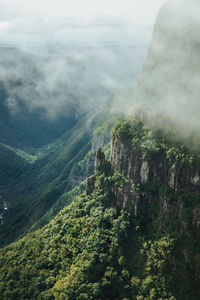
[
  {"left": 0, "top": 1, "right": 164, "bottom": 122},
  {"left": 131, "top": 0, "right": 200, "bottom": 148},
  {"left": 0, "top": 44, "right": 147, "bottom": 119}
]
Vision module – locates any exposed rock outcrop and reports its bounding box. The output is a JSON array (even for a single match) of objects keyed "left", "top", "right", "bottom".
[
  {"left": 110, "top": 138, "right": 200, "bottom": 224},
  {"left": 95, "top": 148, "right": 106, "bottom": 171}
]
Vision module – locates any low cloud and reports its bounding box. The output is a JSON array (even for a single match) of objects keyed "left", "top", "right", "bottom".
[
  {"left": 130, "top": 0, "right": 200, "bottom": 148},
  {"left": 0, "top": 43, "right": 147, "bottom": 120}
]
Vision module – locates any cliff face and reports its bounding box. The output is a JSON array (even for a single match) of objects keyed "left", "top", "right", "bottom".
[
  {"left": 1, "top": 120, "right": 199, "bottom": 300},
  {"left": 110, "top": 137, "right": 200, "bottom": 224},
  {"left": 93, "top": 119, "right": 200, "bottom": 298}
]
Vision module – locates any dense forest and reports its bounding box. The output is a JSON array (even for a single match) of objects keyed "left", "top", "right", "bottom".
[
  {"left": 1, "top": 0, "right": 200, "bottom": 299},
  {"left": 0, "top": 119, "right": 200, "bottom": 299}
]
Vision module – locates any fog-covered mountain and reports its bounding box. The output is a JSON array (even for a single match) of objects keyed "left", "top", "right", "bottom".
[
  {"left": 0, "top": 40, "right": 147, "bottom": 245},
  {"left": 1, "top": 1, "right": 200, "bottom": 299},
  {"left": 133, "top": 0, "right": 200, "bottom": 148},
  {"left": 0, "top": 43, "right": 147, "bottom": 122}
]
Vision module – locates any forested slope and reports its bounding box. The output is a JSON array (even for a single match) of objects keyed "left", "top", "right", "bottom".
[{"left": 1, "top": 119, "right": 200, "bottom": 299}]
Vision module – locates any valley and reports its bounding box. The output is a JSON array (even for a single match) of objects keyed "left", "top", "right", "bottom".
[{"left": 0, "top": 0, "right": 200, "bottom": 299}]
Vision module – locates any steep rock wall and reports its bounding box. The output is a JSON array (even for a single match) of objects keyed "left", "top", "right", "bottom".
[{"left": 110, "top": 138, "right": 200, "bottom": 228}]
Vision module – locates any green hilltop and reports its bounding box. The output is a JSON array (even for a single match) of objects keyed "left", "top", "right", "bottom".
[{"left": 0, "top": 119, "right": 200, "bottom": 299}]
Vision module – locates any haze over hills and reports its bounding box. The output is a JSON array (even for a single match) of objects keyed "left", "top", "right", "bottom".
[
  {"left": 0, "top": 42, "right": 147, "bottom": 131},
  {"left": 1, "top": 0, "right": 200, "bottom": 299},
  {"left": 133, "top": 0, "right": 200, "bottom": 148},
  {"left": 0, "top": 36, "right": 148, "bottom": 245}
]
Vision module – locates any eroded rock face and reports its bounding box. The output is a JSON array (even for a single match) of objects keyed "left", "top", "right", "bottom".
[
  {"left": 68, "top": 131, "right": 111, "bottom": 190},
  {"left": 107, "top": 134, "right": 200, "bottom": 290},
  {"left": 110, "top": 139, "right": 200, "bottom": 230},
  {"left": 95, "top": 148, "right": 106, "bottom": 171},
  {"left": 92, "top": 133, "right": 110, "bottom": 154},
  {"left": 85, "top": 175, "right": 96, "bottom": 195},
  {"left": 87, "top": 129, "right": 200, "bottom": 293},
  {"left": 191, "top": 172, "right": 200, "bottom": 185},
  {"left": 140, "top": 161, "right": 149, "bottom": 183}
]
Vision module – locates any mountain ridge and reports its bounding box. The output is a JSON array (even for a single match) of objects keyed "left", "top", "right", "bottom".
[
  {"left": 1, "top": 118, "right": 200, "bottom": 299},
  {"left": 0, "top": 1, "right": 200, "bottom": 298}
]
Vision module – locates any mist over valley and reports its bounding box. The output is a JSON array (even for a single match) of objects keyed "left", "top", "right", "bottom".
[{"left": 0, "top": 1, "right": 200, "bottom": 299}]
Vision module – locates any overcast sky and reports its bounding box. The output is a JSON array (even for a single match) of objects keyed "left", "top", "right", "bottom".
[{"left": 0, "top": 0, "right": 167, "bottom": 46}]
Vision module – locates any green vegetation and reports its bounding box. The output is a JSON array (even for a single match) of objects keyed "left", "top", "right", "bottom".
[
  {"left": 0, "top": 113, "right": 116, "bottom": 247},
  {"left": 0, "top": 143, "right": 37, "bottom": 163},
  {"left": 0, "top": 117, "right": 93, "bottom": 246},
  {"left": 112, "top": 119, "right": 200, "bottom": 299},
  {"left": 30, "top": 186, "right": 83, "bottom": 231},
  {"left": 0, "top": 171, "right": 175, "bottom": 300},
  {"left": 0, "top": 143, "right": 30, "bottom": 182},
  {"left": 99, "top": 171, "right": 128, "bottom": 189},
  {"left": 1, "top": 116, "right": 200, "bottom": 299},
  {"left": 112, "top": 118, "right": 200, "bottom": 163}
]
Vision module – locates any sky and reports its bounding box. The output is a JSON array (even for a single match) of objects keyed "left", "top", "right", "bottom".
[{"left": 0, "top": 0, "right": 167, "bottom": 46}]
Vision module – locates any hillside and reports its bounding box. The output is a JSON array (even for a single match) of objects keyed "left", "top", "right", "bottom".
[
  {"left": 1, "top": 0, "right": 200, "bottom": 299},
  {"left": 0, "top": 113, "right": 117, "bottom": 246},
  {"left": 1, "top": 119, "right": 200, "bottom": 299},
  {"left": 0, "top": 41, "right": 146, "bottom": 246}
]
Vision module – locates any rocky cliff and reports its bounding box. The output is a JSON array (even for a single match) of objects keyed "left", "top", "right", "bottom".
[
  {"left": 1, "top": 119, "right": 199, "bottom": 300},
  {"left": 93, "top": 119, "right": 200, "bottom": 298},
  {"left": 110, "top": 126, "right": 200, "bottom": 222}
]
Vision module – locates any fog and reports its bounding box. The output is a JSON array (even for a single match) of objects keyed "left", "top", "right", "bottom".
[
  {"left": 0, "top": 0, "right": 166, "bottom": 120},
  {"left": 0, "top": 44, "right": 148, "bottom": 119},
  {"left": 3, "top": 0, "right": 199, "bottom": 149},
  {"left": 129, "top": 0, "right": 200, "bottom": 148}
]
